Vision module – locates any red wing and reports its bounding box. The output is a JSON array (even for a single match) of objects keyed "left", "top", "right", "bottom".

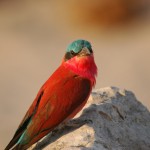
[
  {"left": 25, "top": 74, "right": 91, "bottom": 144},
  {"left": 5, "top": 66, "right": 91, "bottom": 150}
]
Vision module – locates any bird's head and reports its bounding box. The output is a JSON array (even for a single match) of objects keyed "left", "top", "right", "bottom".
[
  {"left": 64, "top": 39, "right": 93, "bottom": 61},
  {"left": 62, "top": 39, "right": 97, "bottom": 86}
]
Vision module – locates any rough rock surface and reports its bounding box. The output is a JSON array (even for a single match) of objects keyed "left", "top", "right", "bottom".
[{"left": 32, "top": 87, "right": 150, "bottom": 150}]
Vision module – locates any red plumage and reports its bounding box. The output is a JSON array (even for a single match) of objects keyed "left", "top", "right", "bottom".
[{"left": 5, "top": 40, "right": 97, "bottom": 150}]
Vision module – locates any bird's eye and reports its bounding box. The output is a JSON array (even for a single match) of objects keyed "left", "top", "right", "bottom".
[
  {"left": 70, "top": 50, "right": 76, "bottom": 55},
  {"left": 89, "top": 48, "right": 93, "bottom": 53}
]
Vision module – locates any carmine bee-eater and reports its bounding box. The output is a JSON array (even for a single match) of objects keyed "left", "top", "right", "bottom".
[{"left": 5, "top": 39, "right": 97, "bottom": 150}]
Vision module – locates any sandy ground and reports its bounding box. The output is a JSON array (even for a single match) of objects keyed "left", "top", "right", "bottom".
[{"left": 0, "top": 1, "right": 150, "bottom": 149}]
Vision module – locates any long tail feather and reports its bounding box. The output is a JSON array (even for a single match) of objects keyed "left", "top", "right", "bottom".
[
  {"left": 5, "top": 132, "right": 23, "bottom": 150},
  {"left": 12, "top": 144, "right": 25, "bottom": 150}
]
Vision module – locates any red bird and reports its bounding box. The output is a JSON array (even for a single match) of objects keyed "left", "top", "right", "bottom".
[{"left": 5, "top": 39, "right": 97, "bottom": 150}]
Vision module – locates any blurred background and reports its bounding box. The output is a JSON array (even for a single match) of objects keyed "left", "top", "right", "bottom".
[{"left": 0, "top": 0, "right": 150, "bottom": 149}]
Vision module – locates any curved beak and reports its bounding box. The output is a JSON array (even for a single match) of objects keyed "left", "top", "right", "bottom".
[{"left": 78, "top": 47, "right": 91, "bottom": 57}]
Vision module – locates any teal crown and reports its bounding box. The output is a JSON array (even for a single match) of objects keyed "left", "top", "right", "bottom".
[{"left": 67, "top": 39, "right": 92, "bottom": 53}]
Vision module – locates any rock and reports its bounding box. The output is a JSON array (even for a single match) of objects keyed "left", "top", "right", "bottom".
[{"left": 32, "top": 87, "right": 150, "bottom": 150}]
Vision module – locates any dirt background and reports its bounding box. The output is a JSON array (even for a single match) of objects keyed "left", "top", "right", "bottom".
[{"left": 0, "top": 0, "right": 150, "bottom": 149}]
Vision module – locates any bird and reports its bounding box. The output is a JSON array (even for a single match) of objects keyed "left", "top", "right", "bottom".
[{"left": 5, "top": 39, "right": 97, "bottom": 150}]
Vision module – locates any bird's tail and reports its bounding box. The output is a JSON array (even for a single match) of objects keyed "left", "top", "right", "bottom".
[
  {"left": 12, "top": 144, "right": 24, "bottom": 150},
  {"left": 5, "top": 143, "right": 25, "bottom": 150},
  {"left": 5, "top": 142, "right": 25, "bottom": 150},
  {"left": 5, "top": 136, "right": 19, "bottom": 150}
]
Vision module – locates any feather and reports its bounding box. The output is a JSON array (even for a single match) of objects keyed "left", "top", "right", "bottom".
[
  {"left": 5, "top": 39, "right": 97, "bottom": 149},
  {"left": 5, "top": 65, "right": 91, "bottom": 149},
  {"left": 5, "top": 91, "right": 44, "bottom": 150}
]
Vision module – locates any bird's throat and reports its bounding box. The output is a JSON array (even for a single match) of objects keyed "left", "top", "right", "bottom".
[{"left": 63, "top": 55, "right": 97, "bottom": 86}]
